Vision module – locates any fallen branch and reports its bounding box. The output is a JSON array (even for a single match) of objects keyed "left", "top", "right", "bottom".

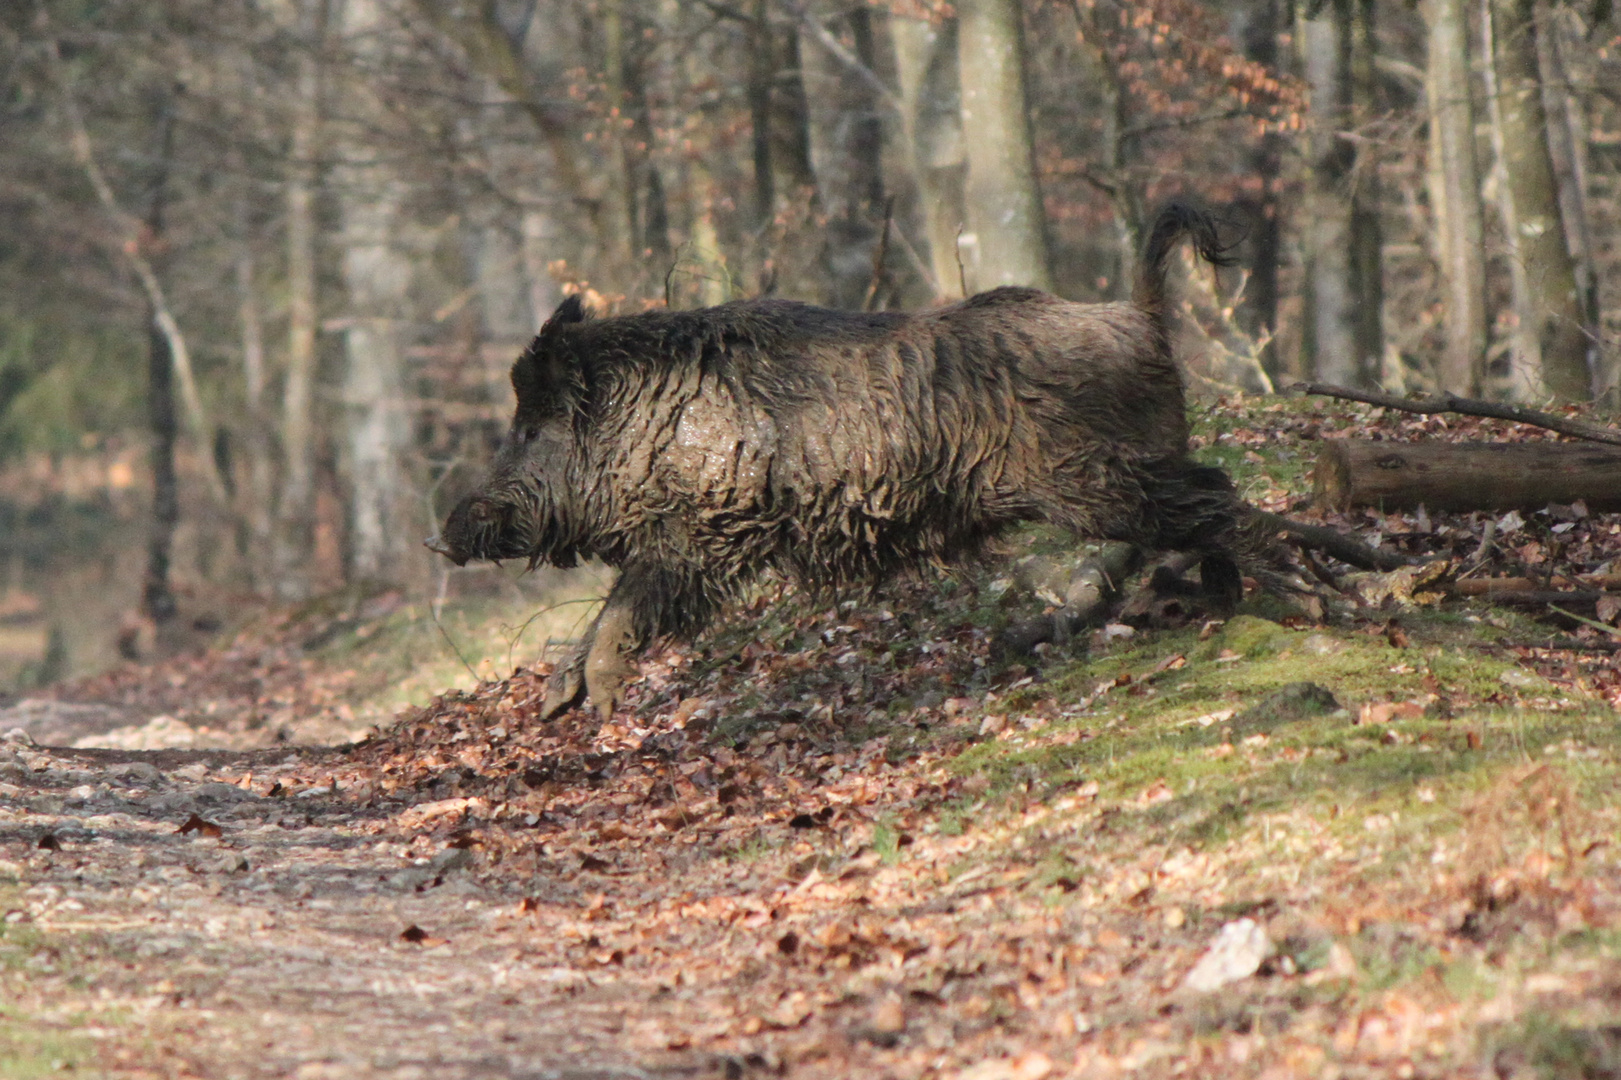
[
  {"left": 1251, "top": 511, "right": 1417, "bottom": 572},
  {"left": 1482, "top": 638, "right": 1621, "bottom": 654},
  {"left": 1453, "top": 573, "right": 1621, "bottom": 596},
  {"left": 1292, "top": 382, "right": 1621, "bottom": 448},
  {"left": 1470, "top": 589, "right": 1604, "bottom": 610}
]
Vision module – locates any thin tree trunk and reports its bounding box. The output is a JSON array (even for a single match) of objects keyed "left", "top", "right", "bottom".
[
  {"left": 143, "top": 93, "right": 180, "bottom": 624},
  {"left": 1069, "top": 1, "right": 1139, "bottom": 299},
  {"left": 602, "top": 0, "right": 637, "bottom": 273},
  {"left": 1348, "top": 0, "right": 1385, "bottom": 384},
  {"left": 1425, "top": 0, "right": 1489, "bottom": 395},
  {"left": 1537, "top": 6, "right": 1602, "bottom": 395},
  {"left": 275, "top": 0, "right": 326, "bottom": 599},
  {"left": 1486, "top": 0, "right": 1589, "bottom": 400},
  {"left": 234, "top": 212, "right": 275, "bottom": 580},
  {"left": 1239, "top": 0, "right": 1284, "bottom": 375},
  {"left": 748, "top": 0, "right": 776, "bottom": 231},
  {"left": 336, "top": 0, "right": 415, "bottom": 582},
  {"left": 956, "top": 0, "right": 1051, "bottom": 292},
  {"left": 891, "top": 13, "right": 967, "bottom": 300}
]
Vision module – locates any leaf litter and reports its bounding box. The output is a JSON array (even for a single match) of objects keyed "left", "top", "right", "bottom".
[{"left": 3, "top": 397, "right": 1621, "bottom": 1077}]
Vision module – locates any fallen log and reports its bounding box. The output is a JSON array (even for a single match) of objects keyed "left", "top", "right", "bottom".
[{"left": 1313, "top": 439, "right": 1621, "bottom": 513}]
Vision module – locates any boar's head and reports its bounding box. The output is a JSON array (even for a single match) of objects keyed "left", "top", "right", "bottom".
[{"left": 428, "top": 295, "right": 594, "bottom": 569}]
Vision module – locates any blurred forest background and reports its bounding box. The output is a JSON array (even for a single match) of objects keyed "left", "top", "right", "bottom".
[{"left": 0, "top": 0, "right": 1617, "bottom": 692}]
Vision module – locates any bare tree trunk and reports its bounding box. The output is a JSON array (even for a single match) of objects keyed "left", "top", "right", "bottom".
[
  {"left": 891, "top": 13, "right": 967, "bottom": 300},
  {"left": 955, "top": 0, "right": 1051, "bottom": 292},
  {"left": 275, "top": 0, "right": 326, "bottom": 599},
  {"left": 748, "top": 0, "right": 776, "bottom": 231},
  {"left": 1348, "top": 0, "right": 1385, "bottom": 384},
  {"left": 601, "top": 0, "right": 638, "bottom": 275},
  {"left": 1537, "top": 6, "right": 1602, "bottom": 396},
  {"left": 143, "top": 92, "right": 180, "bottom": 625},
  {"left": 335, "top": 0, "right": 415, "bottom": 583},
  {"left": 234, "top": 207, "right": 275, "bottom": 581},
  {"left": 1298, "top": 0, "right": 1380, "bottom": 387},
  {"left": 1486, "top": 0, "right": 1589, "bottom": 400},
  {"left": 800, "top": 5, "right": 888, "bottom": 307},
  {"left": 1239, "top": 0, "right": 1285, "bottom": 375},
  {"left": 1425, "top": 0, "right": 1489, "bottom": 395}
]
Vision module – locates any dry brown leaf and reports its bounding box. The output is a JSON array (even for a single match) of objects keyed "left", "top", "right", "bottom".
[
  {"left": 177, "top": 813, "right": 222, "bottom": 838},
  {"left": 1357, "top": 701, "right": 1425, "bottom": 725}
]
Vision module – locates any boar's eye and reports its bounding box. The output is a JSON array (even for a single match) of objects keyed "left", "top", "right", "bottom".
[{"left": 515, "top": 424, "right": 540, "bottom": 445}]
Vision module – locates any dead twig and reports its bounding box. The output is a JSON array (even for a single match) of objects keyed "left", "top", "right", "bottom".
[
  {"left": 862, "top": 196, "right": 896, "bottom": 313},
  {"left": 954, "top": 223, "right": 969, "bottom": 299},
  {"left": 1291, "top": 382, "right": 1621, "bottom": 448}
]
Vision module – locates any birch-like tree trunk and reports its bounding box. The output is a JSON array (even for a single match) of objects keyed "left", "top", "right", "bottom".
[
  {"left": 1425, "top": 0, "right": 1488, "bottom": 394},
  {"left": 334, "top": 0, "right": 415, "bottom": 582},
  {"left": 274, "top": 0, "right": 326, "bottom": 598},
  {"left": 1486, "top": 0, "right": 1589, "bottom": 400},
  {"left": 955, "top": 0, "right": 1051, "bottom": 292},
  {"left": 892, "top": 13, "right": 968, "bottom": 300}
]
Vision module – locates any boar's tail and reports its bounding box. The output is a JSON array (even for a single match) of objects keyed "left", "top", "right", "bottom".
[{"left": 1132, "top": 199, "right": 1239, "bottom": 317}]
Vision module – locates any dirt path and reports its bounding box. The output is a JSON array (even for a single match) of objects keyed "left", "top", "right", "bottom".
[{"left": 3, "top": 735, "right": 708, "bottom": 1079}]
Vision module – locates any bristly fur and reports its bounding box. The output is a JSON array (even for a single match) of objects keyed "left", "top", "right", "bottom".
[{"left": 436, "top": 199, "right": 1260, "bottom": 714}]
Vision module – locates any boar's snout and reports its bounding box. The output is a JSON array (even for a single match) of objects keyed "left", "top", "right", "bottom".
[{"left": 431, "top": 494, "right": 519, "bottom": 566}]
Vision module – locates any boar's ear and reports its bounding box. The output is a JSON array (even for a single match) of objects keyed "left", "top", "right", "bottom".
[{"left": 512, "top": 295, "right": 591, "bottom": 410}]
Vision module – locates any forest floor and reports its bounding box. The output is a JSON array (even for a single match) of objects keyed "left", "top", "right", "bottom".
[{"left": 4, "top": 395, "right": 1621, "bottom": 1079}]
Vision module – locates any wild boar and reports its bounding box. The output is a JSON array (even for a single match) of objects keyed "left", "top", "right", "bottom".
[{"left": 431, "top": 200, "right": 1252, "bottom": 720}]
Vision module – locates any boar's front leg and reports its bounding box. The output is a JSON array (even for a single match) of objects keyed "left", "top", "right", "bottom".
[{"left": 539, "top": 560, "right": 725, "bottom": 723}]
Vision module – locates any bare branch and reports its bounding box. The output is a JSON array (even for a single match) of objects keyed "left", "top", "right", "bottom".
[{"left": 1292, "top": 382, "right": 1621, "bottom": 447}]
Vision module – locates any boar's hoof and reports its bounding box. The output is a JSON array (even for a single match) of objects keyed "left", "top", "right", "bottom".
[
  {"left": 584, "top": 606, "right": 639, "bottom": 723},
  {"left": 539, "top": 656, "right": 586, "bottom": 719}
]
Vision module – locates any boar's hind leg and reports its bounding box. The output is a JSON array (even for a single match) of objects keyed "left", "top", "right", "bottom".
[
  {"left": 1069, "top": 458, "right": 1245, "bottom": 611},
  {"left": 540, "top": 560, "right": 728, "bottom": 723}
]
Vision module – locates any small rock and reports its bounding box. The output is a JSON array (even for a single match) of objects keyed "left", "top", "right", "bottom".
[
  {"left": 2, "top": 728, "right": 36, "bottom": 747},
  {"left": 1500, "top": 668, "right": 1540, "bottom": 690},
  {"left": 194, "top": 782, "right": 255, "bottom": 804},
  {"left": 211, "top": 852, "right": 251, "bottom": 874},
  {"left": 1183, "top": 917, "right": 1271, "bottom": 992},
  {"left": 108, "top": 761, "right": 163, "bottom": 784},
  {"left": 387, "top": 866, "right": 436, "bottom": 891},
  {"left": 429, "top": 846, "right": 474, "bottom": 874},
  {"left": 870, "top": 992, "right": 906, "bottom": 1035},
  {"left": 1300, "top": 633, "right": 1343, "bottom": 656}
]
